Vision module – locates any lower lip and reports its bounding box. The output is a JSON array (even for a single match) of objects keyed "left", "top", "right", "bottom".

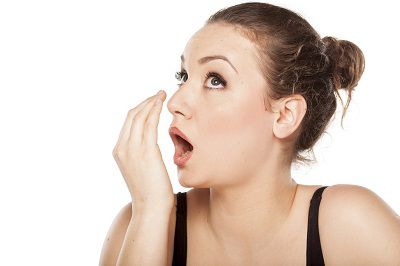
[{"left": 174, "top": 150, "right": 193, "bottom": 167}]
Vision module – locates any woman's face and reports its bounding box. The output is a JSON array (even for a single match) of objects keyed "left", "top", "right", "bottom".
[{"left": 167, "top": 23, "right": 275, "bottom": 188}]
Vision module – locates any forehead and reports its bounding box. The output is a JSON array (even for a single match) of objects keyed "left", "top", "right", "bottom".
[{"left": 181, "top": 23, "right": 259, "bottom": 68}]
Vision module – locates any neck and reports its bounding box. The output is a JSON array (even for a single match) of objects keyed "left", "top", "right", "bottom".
[{"left": 204, "top": 161, "right": 298, "bottom": 255}]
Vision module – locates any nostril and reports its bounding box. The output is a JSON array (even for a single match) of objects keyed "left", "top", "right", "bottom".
[{"left": 175, "top": 110, "right": 184, "bottom": 116}]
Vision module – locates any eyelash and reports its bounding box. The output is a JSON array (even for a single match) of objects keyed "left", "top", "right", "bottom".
[{"left": 175, "top": 69, "right": 227, "bottom": 90}]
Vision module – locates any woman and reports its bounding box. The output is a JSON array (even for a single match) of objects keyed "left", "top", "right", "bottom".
[{"left": 100, "top": 2, "right": 400, "bottom": 265}]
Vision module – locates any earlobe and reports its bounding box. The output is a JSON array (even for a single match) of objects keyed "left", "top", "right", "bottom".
[{"left": 272, "top": 96, "right": 306, "bottom": 140}]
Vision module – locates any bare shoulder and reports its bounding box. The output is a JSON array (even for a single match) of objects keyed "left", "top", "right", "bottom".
[{"left": 319, "top": 184, "right": 400, "bottom": 265}]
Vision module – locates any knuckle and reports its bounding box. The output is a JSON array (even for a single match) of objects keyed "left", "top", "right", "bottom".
[
  {"left": 112, "top": 146, "right": 125, "bottom": 157},
  {"left": 131, "top": 115, "right": 138, "bottom": 126},
  {"left": 128, "top": 108, "right": 136, "bottom": 116},
  {"left": 144, "top": 122, "right": 154, "bottom": 133},
  {"left": 112, "top": 145, "right": 118, "bottom": 154},
  {"left": 112, "top": 150, "right": 119, "bottom": 159}
]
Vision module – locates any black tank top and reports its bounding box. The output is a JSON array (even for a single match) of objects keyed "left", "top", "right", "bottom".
[{"left": 172, "top": 186, "right": 329, "bottom": 266}]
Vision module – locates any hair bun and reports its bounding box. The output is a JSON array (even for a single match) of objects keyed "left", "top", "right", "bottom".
[{"left": 322, "top": 36, "right": 365, "bottom": 92}]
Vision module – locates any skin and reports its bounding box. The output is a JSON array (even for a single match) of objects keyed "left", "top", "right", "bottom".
[
  {"left": 166, "top": 22, "right": 308, "bottom": 258},
  {"left": 100, "top": 22, "right": 400, "bottom": 266}
]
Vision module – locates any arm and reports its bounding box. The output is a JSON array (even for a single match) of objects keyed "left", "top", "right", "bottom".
[
  {"left": 116, "top": 202, "right": 174, "bottom": 266},
  {"left": 99, "top": 202, "right": 133, "bottom": 266},
  {"left": 99, "top": 199, "right": 174, "bottom": 266}
]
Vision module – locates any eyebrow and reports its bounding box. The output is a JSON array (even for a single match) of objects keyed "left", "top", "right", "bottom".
[{"left": 180, "top": 54, "right": 238, "bottom": 74}]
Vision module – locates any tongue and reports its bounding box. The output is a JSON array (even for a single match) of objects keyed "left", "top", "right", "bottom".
[{"left": 177, "top": 136, "right": 193, "bottom": 155}]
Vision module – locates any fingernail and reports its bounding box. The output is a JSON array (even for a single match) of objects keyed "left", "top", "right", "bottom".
[{"left": 157, "top": 90, "right": 163, "bottom": 95}]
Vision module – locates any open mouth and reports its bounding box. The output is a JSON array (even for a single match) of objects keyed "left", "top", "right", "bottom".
[
  {"left": 169, "top": 127, "right": 194, "bottom": 166},
  {"left": 175, "top": 134, "right": 193, "bottom": 157}
]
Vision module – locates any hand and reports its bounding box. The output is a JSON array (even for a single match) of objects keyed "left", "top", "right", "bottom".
[{"left": 112, "top": 90, "right": 174, "bottom": 210}]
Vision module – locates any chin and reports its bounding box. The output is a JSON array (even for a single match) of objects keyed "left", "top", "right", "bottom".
[{"left": 178, "top": 172, "right": 211, "bottom": 189}]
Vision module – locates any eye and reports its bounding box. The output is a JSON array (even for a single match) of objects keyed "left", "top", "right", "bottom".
[
  {"left": 175, "top": 69, "right": 227, "bottom": 90},
  {"left": 204, "top": 71, "right": 227, "bottom": 90},
  {"left": 175, "top": 70, "right": 188, "bottom": 86}
]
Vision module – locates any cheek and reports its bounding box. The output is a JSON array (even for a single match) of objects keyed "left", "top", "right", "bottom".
[{"left": 203, "top": 98, "right": 268, "bottom": 162}]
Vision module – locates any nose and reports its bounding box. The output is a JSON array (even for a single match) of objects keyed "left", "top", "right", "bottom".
[{"left": 167, "top": 87, "right": 193, "bottom": 120}]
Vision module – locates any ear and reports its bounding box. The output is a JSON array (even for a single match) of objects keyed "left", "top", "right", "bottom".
[{"left": 272, "top": 95, "right": 307, "bottom": 140}]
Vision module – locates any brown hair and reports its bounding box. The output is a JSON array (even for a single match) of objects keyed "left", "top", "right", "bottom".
[{"left": 206, "top": 2, "right": 365, "bottom": 165}]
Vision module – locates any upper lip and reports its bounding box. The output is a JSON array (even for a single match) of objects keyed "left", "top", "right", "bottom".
[{"left": 168, "top": 126, "right": 194, "bottom": 149}]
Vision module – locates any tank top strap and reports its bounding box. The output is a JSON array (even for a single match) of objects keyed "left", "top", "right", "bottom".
[
  {"left": 172, "top": 192, "right": 187, "bottom": 266},
  {"left": 306, "top": 186, "right": 329, "bottom": 266}
]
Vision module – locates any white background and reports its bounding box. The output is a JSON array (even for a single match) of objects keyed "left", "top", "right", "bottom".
[{"left": 0, "top": 0, "right": 399, "bottom": 265}]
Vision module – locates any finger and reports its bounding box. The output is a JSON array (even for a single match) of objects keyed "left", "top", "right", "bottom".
[
  {"left": 144, "top": 91, "right": 165, "bottom": 146},
  {"left": 114, "top": 92, "right": 160, "bottom": 150},
  {"left": 115, "top": 95, "right": 154, "bottom": 148},
  {"left": 129, "top": 91, "right": 164, "bottom": 146}
]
